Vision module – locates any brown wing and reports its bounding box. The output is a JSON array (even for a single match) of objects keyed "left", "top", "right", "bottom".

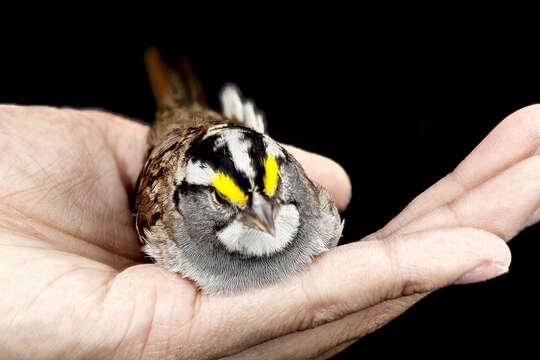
[{"left": 134, "top": 142, "right": 180, "bottom": 244}]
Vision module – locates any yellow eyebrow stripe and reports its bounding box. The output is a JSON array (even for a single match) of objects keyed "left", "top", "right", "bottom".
[
  {"left": 263, "top": 155, "right": 279, "bottom": 197},
  {"left": 212, "top": 172, "right": 248, "bottom": 205}
]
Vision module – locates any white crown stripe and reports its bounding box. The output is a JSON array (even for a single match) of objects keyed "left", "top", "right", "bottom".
[
  {"left": 223, "top": 131, "right": 256, "bottom": 182},
  {"left": 185, "top": 160, "right": 216, "bottom": 186}
]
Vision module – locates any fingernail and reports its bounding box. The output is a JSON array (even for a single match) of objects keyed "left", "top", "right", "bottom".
[{"left": 454, "top": 262, "right": 509, "bottom": 285}]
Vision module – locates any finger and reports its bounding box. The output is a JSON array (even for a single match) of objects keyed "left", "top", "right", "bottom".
[
  {"left": 226, "top": 294, "right": 422, "bottom": 360},
  {"left": 224, "top": 107, "right": 540, "bottom": 359},
  {"left": 81, "top": 110, "right": 149, "bottom": 193},
  {"left": 188, "top": 227, "right": 510, "bottom": 358},
  {"left": 283, "top": 145, "right": 352, "bottom": 211},
  {"left": 395, "top": 155, "right": 540, "bottom": 241},
  {"left": 380, "top": 104, "right": 540, "bottom": 237}
]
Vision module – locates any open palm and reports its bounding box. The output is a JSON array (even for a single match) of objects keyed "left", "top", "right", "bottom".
[{"left": 1, "top": 105, "right": 538, "bottom": 359}]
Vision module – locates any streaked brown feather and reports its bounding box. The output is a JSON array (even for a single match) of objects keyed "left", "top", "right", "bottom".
[{"left": 135, "top": 49, "right": 235, "bottom": 245}]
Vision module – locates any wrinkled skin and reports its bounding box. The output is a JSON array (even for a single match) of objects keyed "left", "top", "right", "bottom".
[{"left": 1, "top": 104, "right": 539, "bottom": 359}]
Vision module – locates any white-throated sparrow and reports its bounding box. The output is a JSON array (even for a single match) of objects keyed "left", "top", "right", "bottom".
[{"left": 134, "top": 49, "right": 343, "bottom": 294}]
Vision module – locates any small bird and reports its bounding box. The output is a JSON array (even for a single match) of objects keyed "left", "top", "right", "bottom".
[{"left": 134, "top": 49, "right": 343, "bottom": 294}]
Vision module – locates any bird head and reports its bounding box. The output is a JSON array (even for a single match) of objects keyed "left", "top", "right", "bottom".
[{"left": 178, "top": 125, "right": 301, "bottom": 257}]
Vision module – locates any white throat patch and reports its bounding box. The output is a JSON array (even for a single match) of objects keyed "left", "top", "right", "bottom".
[{"left": 217, "top": 204, "right": 300, "bottom": 257}]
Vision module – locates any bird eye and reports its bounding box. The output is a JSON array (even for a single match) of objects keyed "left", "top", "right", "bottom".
[
  {"left": 212, "top": 189, "right": 226, "bottom": 205},
  {"left": 212, "top": 171, "right": 248, "bottom": 206}
]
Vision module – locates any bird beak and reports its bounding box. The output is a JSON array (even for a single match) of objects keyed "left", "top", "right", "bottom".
[{"left": 244, "top": 192, "right": 276, "bottom": 236}]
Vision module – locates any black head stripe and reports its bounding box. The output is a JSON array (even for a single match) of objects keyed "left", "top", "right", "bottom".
[
  {"left": 247, "top": 131, "right": 267, "bottom": 192},
  {"left": 186, "top": 129, "right": 251, "bottom": 192},
  {"left": 185, "top": 126, "right": 283, "bottom": 195}
]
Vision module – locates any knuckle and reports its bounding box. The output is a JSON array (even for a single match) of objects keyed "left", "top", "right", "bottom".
[
  {"left": 297, "top": 275, "right": 342, "bottom": 329},
  {"left": 376, "top": 237, "right": 407, "bottom": 299},
  {"left": 378, "top": 236, "right": 401, "bottom": 278},
  {"left": 376, "top": 235, "right": 435, "bottom": 299},
  {"left": 339, "top": 297, "right": 419, "bottom": 342},
  {"left": 309, "top": 304, "right": 343, "bottom": 329}
]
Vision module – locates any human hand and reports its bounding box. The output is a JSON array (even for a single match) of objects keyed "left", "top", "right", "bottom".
[{"left": 0, "top": 104, "right": 537, "bottom": 359}]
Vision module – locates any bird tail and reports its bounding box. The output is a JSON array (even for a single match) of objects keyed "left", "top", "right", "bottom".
[{"left": 144, "top": 47, "right": 207, "bottom": 108}]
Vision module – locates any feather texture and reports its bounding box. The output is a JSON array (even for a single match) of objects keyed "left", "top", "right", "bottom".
[{"left": 134, "top": 50, "right": 342, "bottom": 293}]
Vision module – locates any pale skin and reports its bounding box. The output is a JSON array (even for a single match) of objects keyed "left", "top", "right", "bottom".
[{"left": 0, "top": 104, "right": 539, "bottom": 359}]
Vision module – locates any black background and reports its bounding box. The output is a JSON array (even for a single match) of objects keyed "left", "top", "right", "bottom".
[{"left": 1, "top": 44, "right": 538, "bottom": 359}]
